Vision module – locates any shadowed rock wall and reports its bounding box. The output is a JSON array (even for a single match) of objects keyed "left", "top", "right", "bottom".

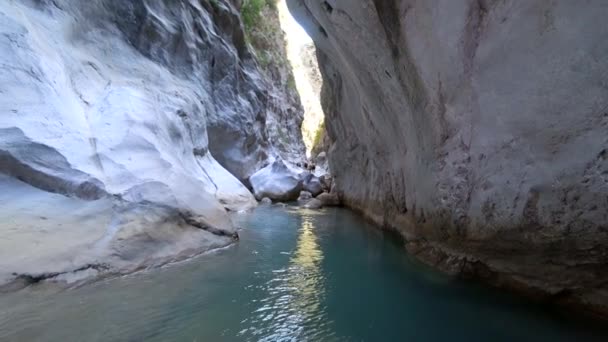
[{"left": 288, "top": 0, "right": 608, "bottom": 316}]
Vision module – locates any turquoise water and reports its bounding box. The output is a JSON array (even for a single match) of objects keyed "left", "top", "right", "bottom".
[{"left": 0, "top": 206, "right": 606, "bottom": 341}]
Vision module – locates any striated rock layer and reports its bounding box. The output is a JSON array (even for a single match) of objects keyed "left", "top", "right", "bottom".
[
  {"left": 0, "top": 0, "right": 304, "bottom": 288},
  {"left": 288, "top": 0, "right": 608, "bottom": 316}
]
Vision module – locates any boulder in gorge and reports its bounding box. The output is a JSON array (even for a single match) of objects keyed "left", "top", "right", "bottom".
[
  {"left": 249, "top": 159, "right": 303, "bottom": 201},
  {"left": 301, "top": 172, "right": 324, "bottom": 196}
]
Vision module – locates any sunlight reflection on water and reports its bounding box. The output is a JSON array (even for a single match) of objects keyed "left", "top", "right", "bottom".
[
  {"left": 1, "top": 207, "right": 607, "bottom": 341},
  {"left": 239, "top": 213, "right": 333, "bottom": 341}
]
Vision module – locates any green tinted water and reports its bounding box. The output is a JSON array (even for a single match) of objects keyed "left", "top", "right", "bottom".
[{"left": 0, "top": 206, "right": 606, "bottom": 341}]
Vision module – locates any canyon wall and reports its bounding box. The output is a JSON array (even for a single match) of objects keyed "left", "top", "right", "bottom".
[
  {"left": 0, "top": 0, "right": 304, "bottom": 288},
  {"left": 288, "top": 0, "right": 608, "bottom": 315}
]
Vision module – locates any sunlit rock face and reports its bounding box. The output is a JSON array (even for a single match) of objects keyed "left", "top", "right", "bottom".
[
  {"left": 288, "top": 0, "right": 608, "bottom": 315},
  {"left": 298, "top": 42, "right": 328, "bottom": 157},
  {"left": 0, "top": 0, "right": 304, "bottom": 288}
]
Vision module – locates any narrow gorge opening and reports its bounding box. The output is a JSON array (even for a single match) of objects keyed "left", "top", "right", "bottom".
[
  {"left": 233, "top": 0, "right": 324, "bottom": 161},
  {"left": 275, "top": 0, "right": 325, "bottom": 159},
  {"left": 236, "top": 0, "right": 326, "bottom": 165}
]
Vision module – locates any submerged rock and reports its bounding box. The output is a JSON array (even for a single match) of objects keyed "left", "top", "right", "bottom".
[
  {"left": 303, "top": 198, "right": 323, "bottom": 209},
  {"left": 249, "top": 159, "right": 303, "bottom": 201},
  {"left": 260, "top": 197, "right": 273, "bottom": 205},
  {"left": 288, "top": 0, "right": 608, "bottom": 316}
]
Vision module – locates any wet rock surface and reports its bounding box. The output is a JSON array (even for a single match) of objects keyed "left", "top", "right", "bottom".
[
  {"left": 288, "top": 0, "right": 608, "bottom": 317},
  {"left": 0, "top": 0, "right": 304, "bottom": 288}
]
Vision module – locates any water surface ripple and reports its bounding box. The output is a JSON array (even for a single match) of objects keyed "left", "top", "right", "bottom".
[{"left": 0, "top": 206, "right": 606, "bottom": 341}]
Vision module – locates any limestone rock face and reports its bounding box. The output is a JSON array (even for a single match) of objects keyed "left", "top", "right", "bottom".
[
  {"left": 288, "top": 0, "right": 608, "bottom": 316},
  {"left": 244, "top": 1, "right": 306, "bottom": 169},
  {"left": 0, "top": 0, "right": 303, "bottom": 288},
  {"left": 209, "top": 0, "right": 306, "bottom": 184}
]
